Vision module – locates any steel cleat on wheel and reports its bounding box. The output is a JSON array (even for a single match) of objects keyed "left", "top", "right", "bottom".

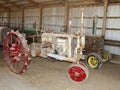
[{"left": 4, "top": 31, "right": 30, "bottom": 74}]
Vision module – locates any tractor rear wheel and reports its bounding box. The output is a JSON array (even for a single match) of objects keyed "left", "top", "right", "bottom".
[
  {"left": 102, "top": 50, "right": 111, "bottom": 63},
  {"left": 4, "top": 31, "right": 30, "bottom": 74},
  {"left": 85, "top": 53, "right": 103, "bottom": 69}
]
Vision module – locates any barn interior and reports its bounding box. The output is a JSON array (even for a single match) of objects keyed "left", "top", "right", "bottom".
[{"left": 0, "top": 0, "right": 120, "bottom": 90}]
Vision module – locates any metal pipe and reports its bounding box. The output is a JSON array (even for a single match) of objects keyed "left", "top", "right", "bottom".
[{"left": 47, "top": 53, "right": 76, "bottom": 63}]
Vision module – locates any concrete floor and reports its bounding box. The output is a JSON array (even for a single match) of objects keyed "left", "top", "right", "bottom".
[{"left": 0, "top": 50, "right": 120, "bottom": 90}]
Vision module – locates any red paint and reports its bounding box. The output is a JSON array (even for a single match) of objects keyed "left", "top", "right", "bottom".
[
  {"left": 4, "top": 32, "right": 29, "bottom": 74},
  {"left": 68, "top": 65, "right": 86, "bottom": 82}
]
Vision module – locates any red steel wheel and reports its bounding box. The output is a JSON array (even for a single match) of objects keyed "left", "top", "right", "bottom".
[
  {"left": 67, "top": 63, "right": 88, "bottom": 83},
  {"left": 4, "top": 31, "right": 30, "bottom": 74}
]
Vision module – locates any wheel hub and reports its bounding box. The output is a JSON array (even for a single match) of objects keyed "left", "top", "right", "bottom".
[
  {"left": 88, "top": 56, "right": 98, "bottom": 68},
  {"left": 75, "top": 72, "right": 80, "bottom": 77},
  {"left": 68, "top": 63, "right": 88, "bottom": 83}
]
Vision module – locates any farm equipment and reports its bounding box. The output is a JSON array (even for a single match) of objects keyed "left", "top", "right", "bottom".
[
  {"left": 85, "top": 35, "right": 111, "bottom": 69},
  {"left": 3, "top": 10, "right": 89, "bottom": 83},
  {"left": 3, "top": 31, "right": 88, "bottom": 83},
  {"left": 85, "top": 16, "right": 111, "bottom": 69}
]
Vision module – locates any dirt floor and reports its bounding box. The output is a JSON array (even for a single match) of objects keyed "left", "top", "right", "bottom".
[{"left": 0, "top": 48, "right": 120, "bottom": 90}]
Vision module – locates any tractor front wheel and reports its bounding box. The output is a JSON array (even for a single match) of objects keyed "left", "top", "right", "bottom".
[{"left": 67, "top": 63, "right": 88, "bottom": 83}]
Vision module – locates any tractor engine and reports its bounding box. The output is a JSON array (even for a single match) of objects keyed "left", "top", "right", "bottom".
[
  {"left": 55, "top": 38, "right": 67, "bottom": 56},
  {"left": 40, "top": 33, "right": 68, "bottom": 58}
]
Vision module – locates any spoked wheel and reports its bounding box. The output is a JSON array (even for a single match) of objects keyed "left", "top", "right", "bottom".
[
  {"left": 86, "top": 53, "right": 103, "bottom": 69},
  {"left": 102, "top": 50, "right": 111, "bottom": 63},
  {"left": 67, "top": 63, "right": 89, "bottom": 83},
  {"left": 4, "top": 31, "right": 30, "bottom": 74}
]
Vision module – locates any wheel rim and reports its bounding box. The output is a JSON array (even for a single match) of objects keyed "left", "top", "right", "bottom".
[
  {"left": 79, "top": 62, "right": 88, "bottom": 69},
  {"left": 88, "top": 56, "right": 98, "bottom": 68},
  {"left": 102, "top": 52, "right": 109, "bottom": 62},
  {"left": 4, "top": 31, "right": 29, "bottom": 74},
  {"left": 68, "top": 64, "right": 88, "bottom": 83}
]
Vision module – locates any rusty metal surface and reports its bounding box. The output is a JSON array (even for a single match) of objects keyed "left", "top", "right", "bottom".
[
  {"left": 30, "top": 32, "right": 85, "bottom": 63},
  {"left": 85, "top": 35, "right": 104, "bottom": 54}
]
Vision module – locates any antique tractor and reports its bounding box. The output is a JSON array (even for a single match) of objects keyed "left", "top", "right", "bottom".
[
  {"left": 85, "top": 16, "right": 111, "bottom": 69},
  {"left": 85, "top": 35, "right": 111, "bottom": 69},
  {"left": 3, "top": 9, "right": 89, "bottom": 83},
  {"left": 3, "top": 30, "right": 88, "bottom": 83}
]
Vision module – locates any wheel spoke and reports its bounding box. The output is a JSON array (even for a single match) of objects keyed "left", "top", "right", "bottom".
[
  {"left": 9, "top": 34, "right": 13, "bottom": 46},
  {"left": 15, "top": 37, "right": 21, "bottom": 45},
  {"left": 68, "top": 63, "right": 88, "bottom": 83},
  {"left": 4, "top": 31, "right": 29, "bottom": 74},
  {"left": 9, "top": 57, "right": 25, "bottom": 73}
]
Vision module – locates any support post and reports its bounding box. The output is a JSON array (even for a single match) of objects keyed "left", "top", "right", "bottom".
[
  {"left": 102, "top": 0, "right": 108, "bottom": 36},
  {"left": 1, "top": 12, "right": 3, "bottom": 25},
  {"left": 64, "top": 0, "right": 69, "bottom": 33},
  {"left": 22, "top": 7, "right": 24, "bottom": 30},
  {"left": 7, "top": 9, "right": 11, "bottom": 27},
  {"left": 39, "top": 5, "right": 43, "bottom": 31}
]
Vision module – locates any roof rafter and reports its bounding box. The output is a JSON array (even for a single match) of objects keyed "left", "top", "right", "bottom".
[
  {"left": 26, "top": 0, "right": 39, "bottom": 6},
  {"left": 94, "top": 0, "right": 104, "bottom": 3},
  {"left": 58, "top": 0, "right": 66, "bottom": 5},
  {"left": 53, "top": 0, "right": 66, "bottom": 5},
  {"left": 4, "top": 0, "right": 21, "bottom": 8},
  {"left": 69, "top": 0, "right": 103, "bottom": 7},
  {"left": 0, "top": 4, "right": 10, "bottom": 10}
]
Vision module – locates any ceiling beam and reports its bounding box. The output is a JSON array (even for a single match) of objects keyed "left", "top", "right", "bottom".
[
  {"left": 54, "top": 0, "right": 66, "bottom": 5},
  {"left": 95, "top": 0, "right": 103, "bottom": 2},
  {"left": 4, "top": 0, "right": 21, "bottom": 8},
  {"left": 13, "top": 0, "right": 25, "bottom": 3},
  {"left": 69, "top": 0, "right": 103, "bottom": 7},
  {"left": 26, "top": 0, "right": 39, "bottom": 6},
  {"left": 109, "top": 0, "right": 120, "bottom": 3},
  {"left": 0, "top": 4, "right": 10, "bottom": 10}
]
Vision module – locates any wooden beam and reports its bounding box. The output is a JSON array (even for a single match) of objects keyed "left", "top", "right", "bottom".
[
  {"left": 42, "top": 3, "right": 63, "bottom": 8},
  {"left": 26, "top": 0, "right": 39, "bottom": 7},
  {"left": 0, "top": 7, "right": 7, "bottom": 10},
  {"left": 39, "top": 5, "right": 43, "bottom": 30},
  {"left": 95, "top": 0, "right": 103, "bottom": 2},
  {"left": 40, "top": 0, "right": 59, "bottom": 5},
  {"left": 5, "top": 0, "right": 21, "bottom": 8},
  {"left": 105, "top": 39, "right": 120, "bottom": 47},
  {"left": 0, "top": 4, "right": 10, "bottom": 10},
  {"left": 54, "top": 0, "right": 65, "bottom": 5},
  {"left": 12, "top": 0, "right": 24, "bottom": 3},
  {"left": 21, "top": 7, "right": 24, "bottom": 29},
  {"left": 102, "top": 0, "right": 108, "bottom": 36},
  {"left": 64, "top": 0, "right": 69, "bottom": 33},
  {"left": 69, "top": 1, "right": 103, "bottom": 7},
  {"left": 7, "top": 9, "right": 11, "bottom": 27},
  {"left": 58, "top": 0, "right": 66, "bottom": 5}
]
